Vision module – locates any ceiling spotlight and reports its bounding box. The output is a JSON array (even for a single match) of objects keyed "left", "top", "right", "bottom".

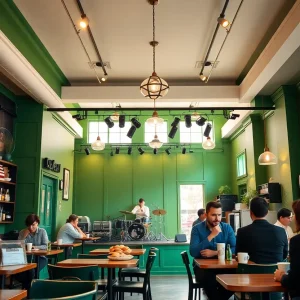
[
  {"left": 230, "top": 113, "right": 240, "bottom": 120},
  {"left": 217, "top": 17, "right": 230, "bottom": 28},
  {"left": 127, "top": 125, "right": 137, "bottom": 138},
  {"left": 72, "top": 114, "right": 80, "bottom": 119},
  {"left": 138, "top": 147, "right": 145, "bottom": 155},
  {"left": 104, "top": 117, "right": 114, "bottom": 128},
  {"left": 182, "top": 147, "right": 186, "bottom": 154},
  {"left": 184, "top": 115, "right": 192, "bottom": 128},
  {"left": 196, "top": 117, "right": 207, "bottom": 127},
  {"left": 119, "top": 115, "right": 125, "bottom": 128},
  {"left": 131, "top": 117, "right": 141, "bottom": 128},
  {"left": 165, "top": 147, "right": 171, "bottom": 155},
  {"left": 127, "top": 147, "right": 132, "bottom": 155},
  {"left": 189, "top": 149, "right": 194, "bottom": 153},
  {"left": 84, "top": 147, "right": 90, "bottom": 155},
  {"left": 153, "top": 148, "right": 158, "bottom": 155},
  {"left": 168, "top": 126, "right": 178, "bottom": 139},
  {"left": 115, "top": 147, "right": 120, "bottom": 154},
  {"left": 202, "top": 137, "right": 215, "bottom": 150},
  {"left": 110, "top": 150, "right": 114, "bottom": 157},
  {"left": 171, "top": 117, "right": 180, "bottom": 127},
  {"left": 79, "top": 14, "right": 89, "bottom": 29},
  {"left": 199, "top": 73, "right": 207, "bottom": 82},
  {"left": 101, "top": 76, "right": 107, "bottom": 82},
  {"left": 204, "top": 123, "right": 212, "bottom": 137}
]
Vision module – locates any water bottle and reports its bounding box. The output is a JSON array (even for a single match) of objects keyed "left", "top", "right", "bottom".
[
  {"left": 47, "top": 241, "right": 52, "bottom": 251},
  {"left": 226, "top": 244, "right": 232, "bottom": 261}
]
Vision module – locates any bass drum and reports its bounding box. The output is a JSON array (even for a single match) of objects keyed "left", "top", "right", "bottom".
[{"left": 128, "top": 223, "right": 145, "bottom": 240}]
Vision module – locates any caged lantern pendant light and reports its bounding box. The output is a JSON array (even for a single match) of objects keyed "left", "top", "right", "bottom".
[
  {"left": 140, "top": 0, "right": 169, "bottom": 100},
  {"left": 258, "top": 111, "right": 277, "bottom": 165},
  {"left": 91, "top": 116, "right": 105, "bottom": 151}
]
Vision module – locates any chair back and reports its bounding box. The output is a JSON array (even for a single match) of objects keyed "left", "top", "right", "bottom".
[
  {"left": 29, "top": 279, "right": 98, "bottom": 299},
  {"left": 181, "top": 251, "right": 194, "bottom": 285},
  {"left": 143, "top": 253, "right": 156, "bottom": 289},
  {"left": 237, "top": 263, "right": 277, "bottom": 274},
  {"left": 77, "top": 254, "right": 106, "bottom": 279},
  {"left": 48, "top": 264, "right": 100, "bottom": 281}
]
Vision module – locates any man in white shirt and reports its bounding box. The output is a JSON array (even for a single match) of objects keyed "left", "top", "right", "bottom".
[
  {"left": 131, "top": 198, "right": 150, "bottom": 219},
  {"left": 274, "top": 208, "right": 294, "bottom": 240}
]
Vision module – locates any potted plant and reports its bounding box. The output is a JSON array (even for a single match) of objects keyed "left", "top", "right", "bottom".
[
  {"left": 218, "top": 185, "right": 231, "bottom": 195},
  {"left": 241, "top": 188, "right": 258, "bottom": 207}
]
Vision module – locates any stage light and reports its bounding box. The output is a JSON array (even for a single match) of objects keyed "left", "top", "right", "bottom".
[
  {"left": 138, "top": 147, "right": 145, "bottom": 155},
  {"left": 204, "top": 123, "right": 212, "bottom": 137},
  {"left": 127, "top": 147, "right": 132, "bottom": 155},
  {"left": 115, "top": 147, "right": 120, "bottom": 154},
  {"left": 196, "top": 117, "right": 207, "bottom": 126},
  {"left": 110, "top": 151, "right": 114, "bottom": 157},
  {"left": 184, "top": 115, "right": 192, "bottom": 128},
  {"left": 84, "top": 147, "right": 90, "bottom": 155},
  {"left": 153, "top": 148, "right": 158, "bottom": 155},
  {"left": 165, "top": 147, "right": 171, "bottom": 155},
  {"left": 127, "top": 125, "right": 137, "bottom": 138},
  {"left": 131, "top": 117, "right": 141, "bottom": 128},
  {"left": 171, "top": 117, "right": 180, "bottom": 127},
  {"left": 119, "top": 115, "right": 125, "bottom": 128},
  {"left": 230, "top": 113, "right": 240, "bottom": 120},
  {"left": 182, "top": 147, "right": 186, "bottom": 154},
  {"left": 104, "top": 117, "right": 114, "bottom": 128},
  {"left": 168, "top": 126, "right": 178, "bottom": 139}
]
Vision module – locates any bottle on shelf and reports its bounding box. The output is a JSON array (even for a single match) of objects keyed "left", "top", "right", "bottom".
[
  {"left": 5, "top": 189, "right": 10, "bottom": 202},
  {"left": 1, "top": 188, "right": 5, "bottom": 202},
  {"left": 2, "top": 210, "right": 6, "bottom": 221},
  {"left": 0, "top": 188, "right": 2, "bottom": 201},
  {"left": 226, "top": 244, "right": 232, "bottom": 261}
]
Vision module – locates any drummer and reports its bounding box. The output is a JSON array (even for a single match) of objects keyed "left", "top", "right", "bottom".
[{"left": 131, "top": 198, "right": 150, "bottom": 220}]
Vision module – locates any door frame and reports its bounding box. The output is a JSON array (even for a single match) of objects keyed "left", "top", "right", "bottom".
[{"left": 40, "top": 170, "right": 58, "bottom": 239}]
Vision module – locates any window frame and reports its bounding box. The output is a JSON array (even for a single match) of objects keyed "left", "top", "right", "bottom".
[{"left": 236, "top": 150, "right": 247, "bottom": 179}]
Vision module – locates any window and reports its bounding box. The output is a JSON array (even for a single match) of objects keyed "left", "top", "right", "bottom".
[
  {"left": 179, "top": 184, "right": 204, "bottom": 239},
  {"left": 179, "top": 121, "right": 213, "bottom": 143},
  {"left": 237, "top": 150, "right": 247, "bottom": 178},
  {"left": 88, "top": 121, "right": 132, "bottom": 144},
  {"left": 144, "top": 122, "right": 168, "bottom": 143}
]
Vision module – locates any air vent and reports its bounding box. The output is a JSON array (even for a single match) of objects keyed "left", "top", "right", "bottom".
[
  {"left": 88, "top": 61, "right": 111, "bottom": 69},
  {"left": 195, "top": 61, "right": 219, "bottom": 69}
]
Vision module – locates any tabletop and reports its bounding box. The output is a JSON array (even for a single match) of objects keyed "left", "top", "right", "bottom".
[
  {"left": 0, "top": 289, "right": 27, "bottom": 300},
  {"left": 57, "top": 258, "right": 139, "bottom": 268},
  {"left": 194, "top": 259, "right": 238, "bottom": 269},
  {"left": 216, "top": 274, "right": 286, "bottom": 293},
  {"left": 0, "top": 263, "right": 37, "bottom": 275},
  {"left": 26, "top": 249, "right": 63, "bottom": 256},
  {"left": 76, "top": 237, "right": 99, "bottom": 241},
  {"left": 51, "top": 242, "right": 81, "bottom": 248},
  {"left": 89, "top": 249, "right": 146, "bottom": 256}
]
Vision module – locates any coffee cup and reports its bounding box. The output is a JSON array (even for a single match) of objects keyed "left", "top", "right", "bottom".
[
  {"left": 86, "top": 233, "right": 90, "bottom": 238},
  {"left": 237, "top": 252, "right": 249, "bottom": 264},
  {"left": 26, "top": 243, "right": 33, "bottom": 251},
  {"left": 57, "top": 239, "right": 63, "bottom": 245},
  {"left": 277, "top": 262, "right": 290, "bottom": 273},
  {"left": 217, "top": 243, "right": 225, "bottom": 260}
]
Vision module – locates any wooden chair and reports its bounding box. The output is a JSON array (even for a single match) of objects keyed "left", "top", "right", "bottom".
[
  {"left": 112, "top": 253, "right": 156, "bottom": 300},
  {"left": 181, "top": 251, "right": 202, "bottom": 300},
  {"left": 29, "top": 279, "right": 99, "bottom": 300},
  {"left": 237, "top": 263, "right": 281, "bottom": 300}
]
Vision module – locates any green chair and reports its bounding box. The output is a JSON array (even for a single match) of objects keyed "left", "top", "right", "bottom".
[
  {"left": 29, "top": 279, "right": 98, "bottom": 300},
  {"left": 237, "top": 263, "right": 281, "bottom": 300}
]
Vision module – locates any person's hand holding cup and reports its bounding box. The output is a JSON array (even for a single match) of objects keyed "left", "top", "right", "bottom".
[{"left": 237, "top": 252, "right": 249, "bottom": 264}]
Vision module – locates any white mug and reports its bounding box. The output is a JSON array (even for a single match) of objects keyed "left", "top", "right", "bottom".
[
  {"left": 57, "top": 239, "right": 63, "bottom": 245},
  {"left": 86, "top": 233, "right": 90, "bottom": 238},
  {"left": 277, "top": 262, "right": 290, "bottom": 273},
  {"left": 238, "top": 252, "right": 249, "bottom": 264},
  {"left": 217, "top": 243, "right": 225, "bottom": 260},
  {"left": 26, "top": 243, "right": 33, "bottom": 251}
]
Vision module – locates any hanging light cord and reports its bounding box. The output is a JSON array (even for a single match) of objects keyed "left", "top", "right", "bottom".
[
  {"left": 152, "top": 2, "right": 156, "bottom": 73},
  {"left": 98, "top": 115, "right": 100, "bottom": 137}
]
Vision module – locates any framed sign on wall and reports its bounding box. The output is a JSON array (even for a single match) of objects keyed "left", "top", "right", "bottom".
[{"left": 63, "top": 168, "right": 70, "bottom": 200}]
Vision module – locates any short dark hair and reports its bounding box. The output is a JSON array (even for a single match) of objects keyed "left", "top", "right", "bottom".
[
  {"left": 139, "top": 198, "right": 145, "bottom": 203},
  {"left": 206, "top": 201, "right": 222, "bottom": 213},
  {"left": 277, "top": 208, "right": 292, "bottom": 220},
  {"left": 67, "top": 214, "right": 78, "bottom": 223},
  {"left": 25, "top": 214, "right": 40, "bottom": 226},
  {"left": 250, "top": 197, "right": 268, "bottom": 218},
  {"left": 292, "top": 200, "right": 300, "bottom": 232},
  {"left": 197, "top": 209, "right": 205, "bottom": 217}
]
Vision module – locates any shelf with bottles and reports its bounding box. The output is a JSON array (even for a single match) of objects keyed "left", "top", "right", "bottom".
[{"left": 0, "top": 203, "right": 14, "bottom": 223}]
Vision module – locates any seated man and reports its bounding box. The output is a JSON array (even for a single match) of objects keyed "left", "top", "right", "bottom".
[
  {"left": 190, "top": 201, "right": 236, "bottom": 300},
  {"left": 236, "top": 197, "right": 288, "bottom": 263},
  {"left": 274, "top": 208, "right": 294, "bottom": 241},
  {"left": 192, "top": 208, "right": 206, "bottom": 227}
]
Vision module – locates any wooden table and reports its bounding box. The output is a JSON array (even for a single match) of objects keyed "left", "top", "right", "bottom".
[
  {"left": 26, "top": 249, "right": 63, "bottom": 278},
  {"left": 57, "top": 258, "right": 138, "bottom": 300},
  {"left": 89, "top": 248, "right": 146, "bottom": 256},
  {"left": 194, "top": 258, "right": 238, "bottom": 269},
  {"left": 75, "top": 237, "right": 100, "bottom": 254},
  {"left": 217, "top": 274, "right": 286, "bottom": 300},
  {"left": 0, "top": 289, "right": 27, "bottom": 300},
  {"left": 51, "top": 242, "right": 81, "bottom": 259},
  {"left": 0, "top": 263, "right": 37, "bottom": 289}
]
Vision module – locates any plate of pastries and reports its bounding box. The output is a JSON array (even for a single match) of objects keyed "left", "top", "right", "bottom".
[{"left": 107, "top": 245, "right": 134, "bottom": 260}]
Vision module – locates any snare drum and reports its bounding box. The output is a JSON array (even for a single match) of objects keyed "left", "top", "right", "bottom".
[
  {"left": 141, "top": 217, "right": 151, "bottom": 225},
  {"left": 128, "top": 223, "right": 145, "bottom": 240}
]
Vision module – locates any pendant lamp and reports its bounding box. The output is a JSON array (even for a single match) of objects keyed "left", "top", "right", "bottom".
[
  {"left": 258, "top": 111, "right": 277, "bottom": 165},
  {"left": 146, "top": 100, "right": 164, "bottom": 127},
  {"left": 149, "top": 124, "right": 163, "bottom": 149},
  {"left": 202, "top": 137, "right": 215, "bottom": 150},
  {"left": 91, "top": 117, "right": 105, "bottom": 151},
  {"left": 140, "top": 0, "right": 169, "bottom": 100}
]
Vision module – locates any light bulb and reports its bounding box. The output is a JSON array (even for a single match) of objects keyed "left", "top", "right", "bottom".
[
  {"left": 79, "top": 15, "right": 89, "bottom": 29},
  {"left": 258, "top": 149, "right": 277, "bottom": 165},
  {"left": 202, "top": 137, "right": 215, "bottom": 150},
  {"left": 91, "top": 136, "right": 105, "bottom": 151}
]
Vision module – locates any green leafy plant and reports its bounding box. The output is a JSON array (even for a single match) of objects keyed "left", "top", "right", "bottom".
[
  {"left": 241, "top": 188, "right": 258, "bottom": 207},
  {"left": 218, "top": 185, "right": 231, "bottom": 195}
]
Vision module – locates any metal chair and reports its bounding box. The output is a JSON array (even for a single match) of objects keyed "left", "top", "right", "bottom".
[{"left": 181, "top": 251, "right": 202, "bottom": 300}]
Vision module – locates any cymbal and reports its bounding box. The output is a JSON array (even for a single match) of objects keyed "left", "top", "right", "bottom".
[
  {"left": 152, "top": 209, "right": 167, "bottom": 216},
  {"left": 119, "top": 210, "right": 134, "bottom": 215}
]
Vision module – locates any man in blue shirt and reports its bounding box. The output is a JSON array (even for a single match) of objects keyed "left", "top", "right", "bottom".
[{"left": 190, "top": 201, "right": 236, "bottom": 300}]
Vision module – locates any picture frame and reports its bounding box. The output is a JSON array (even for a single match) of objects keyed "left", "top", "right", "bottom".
[
  {"left": 59, "top": 179, "right": 64, "bottom": 191},
  {"left": 62, "top": 168, "right": 70, "bottom": 200}
]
